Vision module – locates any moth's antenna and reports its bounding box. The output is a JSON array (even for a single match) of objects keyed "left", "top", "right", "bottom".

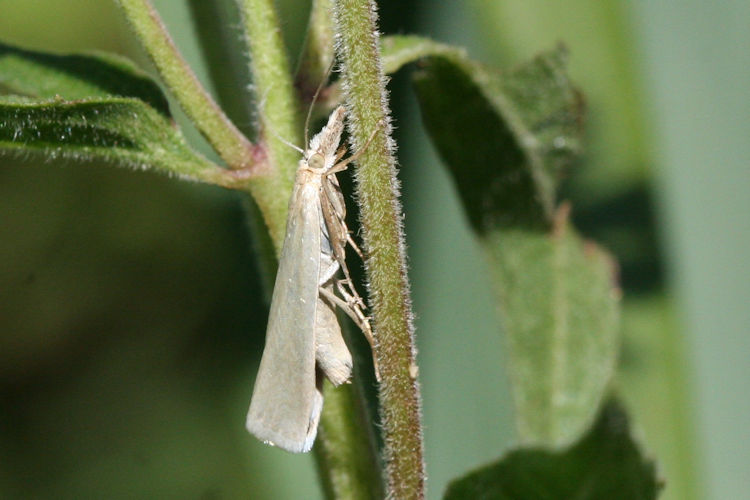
[
  {"left": 272, "top": 131, "right": 305, "bottom": 155},
  {"left": 304, "top": 58, "right": 337, "bottom": 148},
  {"left": 257, "top": 87, "right": 304, "bottom": 154}
]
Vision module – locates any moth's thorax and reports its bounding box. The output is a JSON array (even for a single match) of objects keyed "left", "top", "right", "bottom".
[{"left": 295, "top": 162, "right": 324, "bottom": 187}]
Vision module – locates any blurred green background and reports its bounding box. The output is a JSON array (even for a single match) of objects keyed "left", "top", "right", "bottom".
[{"left": 1, "top": 1, "right": 748, "bottom": 498}]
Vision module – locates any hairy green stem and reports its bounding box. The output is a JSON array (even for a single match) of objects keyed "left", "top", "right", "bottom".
[
  {"left": 116, "top": 0, "right": 254, "bottom": 170},
  {"left": 315, "top": 382, "right": 384, "bottom": 500},
  {"left": 237, "top": 2, "right": 383, "bottom": 497},
  {"left": 236, "top": 0, "right": 300, "bottom": 185},
  {"left": 333, "top": 1, "right": 425, "bottom": 498},
  {"left": 236, "top": 0, "right": 303, "bottom": 248},
  {"left": 187, "top": 0, "right": 254, "bottom": 138},
  {"left": 297, "top": 0, "right": 336, "bottom": 101}
]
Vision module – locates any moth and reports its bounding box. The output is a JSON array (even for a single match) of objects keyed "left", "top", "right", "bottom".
[{"left": 246, "top": 106, "right": 376, "bottom": 453}]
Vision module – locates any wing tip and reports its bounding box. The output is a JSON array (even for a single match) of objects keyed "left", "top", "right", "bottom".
[
  {"left": 246, "top": 416, "right": 316, "bottom": 454},
  {"left": 246, "top": 389, "right": 323, "bottom": 454}
]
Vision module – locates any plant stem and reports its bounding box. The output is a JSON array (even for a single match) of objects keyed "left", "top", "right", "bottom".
[
  {"left": 186, "top": 0, "right": 254, "bottom": 138},
  {"left": 333, "top": 1, "right": 425, "bottom": 498},
  {"left": 297, "top": 0, "right": 336, "bottom": 101},
  {"left": 315, "top": 382, "right": 384, "bottom": 500},
  {"left": 116, "top": 0, "right": 254, "bottom": 171},
  {"left": 237, "top": 3, "right": 383, "bottom": 498},
  {"left": 236, "top": 0, "right": 303, "bottom": 248}
]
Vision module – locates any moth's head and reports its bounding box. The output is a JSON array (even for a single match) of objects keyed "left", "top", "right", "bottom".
[{"left": 306, "top": 152, "right": 326, "bottom": 172}]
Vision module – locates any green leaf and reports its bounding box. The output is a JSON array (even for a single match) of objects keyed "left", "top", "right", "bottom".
[
  {"left": 0, "top": 40, "right": 169, "bottom": 115},
  {"left": 0, "top": 95, "right": 226, "bottom": 184},
  {"left": 444, "top": 400, "right": 662, "bottom": 500},
  {"left": 381, "top": 35, "right": 467, "bottom": 75},
  {"left": 617, "top": 296, "right": 700, "bottom": 500},
  {"left": 0, "top": 41, "right": 232, "bottom": 185},
  {"left": 382, "top": 35, "right": 583, "bottom": 230},
  {"left": 487, "top": 208, "right": 620, "bottom": 447},
  {"left": 384, "top": 36, "right": 617, "bottom": 447}
]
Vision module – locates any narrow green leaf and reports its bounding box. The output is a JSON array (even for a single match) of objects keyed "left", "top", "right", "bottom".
[
  {"left": 0, "top": 40, "right": 169, "bottom": 115},
  {"left": 444, "top": 400, "right": 662, "bottom": 500},
  {"left": 487, "top": 209, "right": 620, "bottom": 446},
  {"left": 0, "top": 96, "right": 228, "bottom": 185}
]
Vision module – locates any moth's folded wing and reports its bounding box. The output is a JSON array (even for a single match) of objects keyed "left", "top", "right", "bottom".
[{"left": 247, "top": 182, "right": 322, "bottom": 453}]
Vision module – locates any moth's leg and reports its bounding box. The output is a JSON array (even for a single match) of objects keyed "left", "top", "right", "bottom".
[
  {"left": 319, "top": 225, "right": 368, "bottom": 324},
  {"left": 346, "top": 234, "right": 364, "bottom": 259},
  {"left": 324, "top": 248, "right": 366, "bottom": 314},
  {"left": 318, "top": 255, "right": 340, "bottom": 286},
  {"left": 319, "top": 262, "right": 367, "bottom": 332},
  {"left": 319, "top": 287, "right": 376, "bottom": 356},
  {"left": 318, "top": 233, "right": 366, "bottom": 328},
  {"left": 320, "top": 183, "right": 360, "bottom": 288},
  {"left": 334, "top": 262, "right": 355, "bottom": 299},
  {"left": 321, "top": 179, "right": 365, "bottom": 263},
  {"left": 320, "top": 186, "right": 371, "bottom": 346},
  {"left": 318, "top": 258, "right": 366, "bottom": 323},
  {"left": 315, "top": 284, "right": 353, "bottom": 386},
  {"left": 336, "top": 281, "right": 369, "bottom": 323},
  {"left": 334, "top": 145, "right": 347, "bottom": 163},
  {"left": 321, "top": 175, "right": 347, "bottom": 229},
  {"left": 321, "top": 284, "right": 380, "bottom": 380},
  {"left": 318, "top": 198, "right": 364, "bottom": 324},
  {"left": 335, "top": 277, "right": 365, "bottom": 309},
  {"left": 322, "top": 222, "right": 356, "bottom": 292},
  {"left": 327, "top": 119, "right": 385, "bottom": 175},
  {"left": 320, "top": 286, "right": 358, "bottom": 324}
]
